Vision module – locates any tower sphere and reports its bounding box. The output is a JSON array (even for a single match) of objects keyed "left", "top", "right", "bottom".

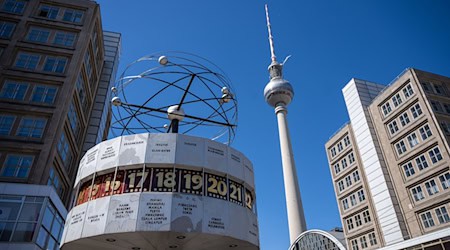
[
  {"left": 167, "top": 105, "right": 185, "bottom": 121},
  {"left": 264, "top": 77, "right": 294, "bottom": 107}
]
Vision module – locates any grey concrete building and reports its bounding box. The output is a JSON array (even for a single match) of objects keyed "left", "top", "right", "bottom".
[
  {"left": 326, "top": 68, "right": 450, "bottom": 250},
  {"left": 0, "top": 0, "right": 120, "bottom": 249}
]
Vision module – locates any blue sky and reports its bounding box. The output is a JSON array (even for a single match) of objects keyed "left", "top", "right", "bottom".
[{"left": 96, "top": 1, "right": 450, "bottom": 249}]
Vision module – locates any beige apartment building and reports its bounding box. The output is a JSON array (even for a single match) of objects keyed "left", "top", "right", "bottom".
[
  {"left": 326, "top": 68, "right": 450, "bottom": 250},
  {"left": 0, "top": 0, "right": 120, "bottom": 249}
]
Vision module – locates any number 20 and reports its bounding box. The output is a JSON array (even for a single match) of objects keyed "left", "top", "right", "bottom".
[{"left": 207, "top": 177, "right": 227, "bottom": 196}]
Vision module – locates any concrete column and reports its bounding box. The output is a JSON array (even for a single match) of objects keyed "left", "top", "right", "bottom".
[{"left": 275, "top": 104, "right": 306, "bottom": 244}]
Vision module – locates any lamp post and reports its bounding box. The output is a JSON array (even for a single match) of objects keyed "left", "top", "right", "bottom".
[{"left": 263, "top": 4, "right": 307, "bottom": 244}]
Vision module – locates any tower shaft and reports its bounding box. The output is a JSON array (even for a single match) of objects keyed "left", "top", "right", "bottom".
[{"left": 275, "top": 105, "right": 307, "bottom": 244}]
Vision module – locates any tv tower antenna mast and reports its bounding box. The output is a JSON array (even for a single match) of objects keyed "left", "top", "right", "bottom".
[{"left": 263, "top": 4, "right": 307, "bottom": 244}]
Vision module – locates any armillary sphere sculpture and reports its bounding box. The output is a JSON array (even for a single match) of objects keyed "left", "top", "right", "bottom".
[{"left": 110, "top": 52, "right": 237, "bottom": 144}]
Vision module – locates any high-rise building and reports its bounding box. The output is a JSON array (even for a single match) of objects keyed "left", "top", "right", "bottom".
[
  {"left": 326, "top": 68, "right": 450, "bottom": 250},
  {"left": 0, "top": 0, "right": 120, "bottom": 249}
]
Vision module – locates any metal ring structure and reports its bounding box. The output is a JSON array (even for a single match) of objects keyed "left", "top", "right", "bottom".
[{"left": 111, "top": 51, "right": 238, "bottom": 145}]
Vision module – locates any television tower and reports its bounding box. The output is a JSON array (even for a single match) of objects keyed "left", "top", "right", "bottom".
[{"left": 263, "top": 4, "right": 307, "bottom": 244}]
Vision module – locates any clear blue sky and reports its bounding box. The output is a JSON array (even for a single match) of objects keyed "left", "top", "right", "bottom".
[{"left": 96, "top": 1, "right": 450, "bottom": 249}]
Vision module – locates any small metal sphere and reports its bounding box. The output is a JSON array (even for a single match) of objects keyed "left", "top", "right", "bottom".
[
  {"left": 167, "top": 105, "right": 185, "bottom": 121},
  {"left": 222, "top": 93, "right": 232, "bottom": 103},
  {"left": 221, "top": 86, "right": 229, "bottom": 94},
  {"left": 263, "top": 77, "right": 294, "bottom": 107},
  {"left": 158, "top": 56, "right": 168, "bottom": 65},
  {"left": 111, "top": 96, "right": 122, "bottom": 106},
  {"left": 111, "top": 86, "right": 117, "bottom": 93}
]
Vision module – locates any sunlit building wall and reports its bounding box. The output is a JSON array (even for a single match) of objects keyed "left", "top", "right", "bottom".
[{"left": 326, "top": 68, "right": 450, "bottom": 250}]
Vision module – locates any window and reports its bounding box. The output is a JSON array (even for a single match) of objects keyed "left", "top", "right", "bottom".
[
  {"left": 348, "top": 152, "right": 355, "bottom": 164},
  {"left": 439, "top": 173, "right": 450, "bottom": 190},
  {"left": 92, "top": 28, "right": 99, "bottom": 56},
  {"left": 330, "top": 147, "right": 336, "bottom": 157},
  {"left": 363, "top": 210, "right": 371, "bottom": 223},
  {"left": 368, "top": 233, "right": 377, "bottom": 246},
  {"left": 411, "top": 186, "right": 425, "bottom": 202},
  {"left": 392, "top": 93, "right": 402, "bottom": 107},
  {"left": 1, "top": 154, "right": 33, "bottom": 178},
  {"left": 429, "top": 147, "right": 443, "bottom": 164},
  {"left": 76, "top": 74, "right": 86, "bottom": 107},
  {"left": 0, "top": 81, "right": 28, "bottom": 100},
  {"left": 424, "top": 180, "right": 439, "bottom": 196},
  {"left": 350, "top": 194, "right": 357, "bottom": 206},
  {"left": 407, "top": 133, "right": 419, "bottom": 148},
  {"left": 403, "top": 84, "right": 414, "bottom": 98},
  {"left": 337, "top": 142, "right": 343, "bottom": 152},
  {"left": 62, "top": 9, "right": 84, "bottom": 23},
  {"left": 1, "top": 0, "right": 26, "bottom": 14},
  {"left": 338, "top": 181, "right": 344, "bottom": 192},
  {"left": 416, "top": 155, "right": 429, "bottom": 170},
  {"left": 0, "top": 115, "right": 15, "bottom": 135},
  {"left": 411, "top": 104, "right": 423, "bottom": 119},
  {"left": 351, "top": 239, "right": 359, "bottom": 250},
  {"left": 431, "top": 100, "right": 443, "bottom": 112},
  {"left": 421, "top": 212, "right": 435, "bottom": 228},
  {"left": 0, "top": 195, "right": 44, "bottom": 242},
  {"left": 84, "top": 52, "right": 92, "bottom": 79},
  {"left": 422, "top": 82, "right": 432, "bottom": 92},
  {"left": 443, "top": 103, "right": 450, "bottom": 114},
  {"left": 43, "top": 56, "right": 67, "bottom": 73},
  {"left": 31, "top": 85, "right": 57, "bottom": 104},
  {"left": 53, "top": 31, "right": 76, "bottom": 47},
  {"left": 355, "top": 214, "right": 362, "bottom": 227},
  {"left": 16, "top": 117, "right": 47, "bottom": 138},
  {"left": 357, "top": 190, "right": 365, "bottom": 202},
  {"left": 435, "top": 207, "right": 450, "bottom": 224},
  {"left": 36, "top": 202, "right": 64, "bottom": 249},
  {"left": 399, "top": 113, "right": 410, "bottom": 126},
  {"left": 0, "top": 21, "right": 15, "bottom": 39},
  {"left": 334, "top": 163, "right": 340, "bottom": 174},
  {"left": 37, "top": 5, "right": 59, "bottom": 19},
  {"left": 440, "top": 121, "right": 450, "bottom": 136},
  {"left": 353, "top": 171, "right": 360, "bottom": 182},
  {"left": 345, "top": 175, "right": 352, "bottom": 187},
  {"left": 419, "top": 125, "right": 432, "bottom": 140},
  {"left": 67, "top": 101, "right": 79, "bottom": 136},
  {"left": 47, "top": 167, "right": 64, "bottom": 198},
  {"left": 395, "top": 141, "right": 407, "bottom": 155},
  {"left": 403, "top": 162, "right": 415, "bottom": 177},
  {"left": 57, "top": 132, "right": 72, "bottom": 168},
  {"left": 15, "top": 53, "right": 40, "bottom": 70},
  {"left": 341, "top": 158, "right": 348, "bottom": 169},
  {"left": 342, "top": 199, "right": 349, "bottom": 210},
  {"left": 344, "top": 136, "right": 351, "bottom": 146},
  {"left": 382, "top": 102, "right": 392, "bottom": 116},
  {"left": 347, "top": 218, "right": 354, "bottom": 230},
  {"left": 433, "top": 84, "right": 446, "bottom": 95},
  {"left": 388, "top": 120, "right": 399, "bottom": 134},
  {"left": 360, "top": 236, "right": 368, "bottom": 248},
  {"left": 26, "top": 28, "right": 50, "bottom": 43}
]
